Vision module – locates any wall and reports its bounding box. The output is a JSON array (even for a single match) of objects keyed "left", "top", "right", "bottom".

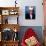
[
  {"left": 0, "top": 0, "right": 15, "bottom": 7},
  {"left": 18, "top": 0, "right": 44, "bottom": 26},
  {"left": 0, "top": 0, "right": 44, "bottom": 26}
]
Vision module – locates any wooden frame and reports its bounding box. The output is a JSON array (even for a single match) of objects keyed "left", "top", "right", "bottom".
[
  {"left": 0, "top": 7, "right": 19, "bottom": 24},
  {"left": 0, "top": 7, "right": 19, "bottom": 46},
  {"left": 0, "top": 7, "right": 19, "bottom": 16}
]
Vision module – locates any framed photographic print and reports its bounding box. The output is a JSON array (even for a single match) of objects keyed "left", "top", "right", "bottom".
[
  {"left": 2, "top": 16, "right": 8, "bottom": 24},
  {"left": 25, "top": 6, "right": 36, "bottom": 19},
  {"left": 2, "top": 10, "right": 9, "bottom": 15},
  {"left": 8, "top": 16, "right": 18, "bottom": 24},
  {"left": 9, "top": 9, "right": 18, "bottom": 15},
  {"left": 2, "top": 16, "right": 18, "bottom": 24},
  {"left": 1, "top": 28, "right": 13, "bottom": 41}
]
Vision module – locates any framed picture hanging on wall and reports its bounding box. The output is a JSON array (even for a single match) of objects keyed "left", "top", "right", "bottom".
[{"left": 25, "top": 6, "right": 36, "bottom": 20}]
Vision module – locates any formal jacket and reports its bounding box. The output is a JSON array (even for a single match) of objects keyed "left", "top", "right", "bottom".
[{"left": 25, "top": 9, "right": 35, "bottom": 19}]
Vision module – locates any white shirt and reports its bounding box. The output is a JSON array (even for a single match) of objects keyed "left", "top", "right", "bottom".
[{"left": 30, "top": 14, "right": 32, "bottom": 19}]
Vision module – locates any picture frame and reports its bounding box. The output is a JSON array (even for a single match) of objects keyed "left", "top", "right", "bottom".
[
  {"left": 1, "top": 28, "right": 18, "bottom": 41},
  {"left": 2, "top": 16, "right": 18, "bottom": 24},
  {"left": 9, "top": 10, "right": 18, "bottom": 15},
  {"left": 2, "top": 16, "right": 8, "bottom": 24},
  {"left": 8, "top": 16, "right": 18, "bottom": 24},
  {"left": 2, "top": 10, "right": 9, "bottom": 15},
  {"left": 1, "top": 28, "right": 13, "bottom": 41},
  {"left": 25, "top": 6, "right": 36, "bottom": 20}
]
